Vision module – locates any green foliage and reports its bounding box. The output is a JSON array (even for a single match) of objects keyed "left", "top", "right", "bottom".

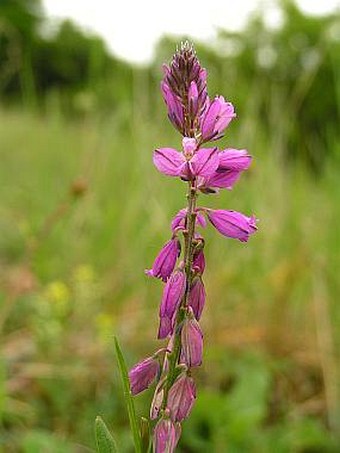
[
  {"left": 0, "top": 1, "right": 340, "bottom": 451},
  {"left": 0, "top": 97, "right": 339, "bottom": 450},
  {"left": 95, "top": 416, "right": 119, "bottom": 453},
  {"left": 114, "top": 336, "right": 142, "bottom": 453}
]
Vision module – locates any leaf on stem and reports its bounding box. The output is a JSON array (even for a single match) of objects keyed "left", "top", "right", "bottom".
[{"left": 95, "top": 416, "right": 119, "bottom": 453}]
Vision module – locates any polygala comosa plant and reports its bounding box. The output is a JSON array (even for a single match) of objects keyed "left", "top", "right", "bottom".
[{"left": 95, "top": 41, "right": 258, "bottom": 453}]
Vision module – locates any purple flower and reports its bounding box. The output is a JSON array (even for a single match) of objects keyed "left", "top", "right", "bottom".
[
  {"left": 171, "top": 208, "right": 207, "bottom": 233},
  {"left": 187, "top": 147, "right": 219, "bottom": 179},
  {"left": 153, "top": 417, "right": 181, "bottom": 453},
  {"left": 146, "top": 238, "right": 181, "bottom": 282},
  {"left": 180, "top": 312, "right": 203, "bottom": 367},
  {"left": 207, "top": 209, "right": 257, "bottom": 242},
  {"left": 167, "top": 373, "right": 196, "bottom": 422},
  {"left": 153, "top": 147, "right": 185, "bottom": 176},
  {"left": 189, "top": 276, "right": 206, "bottom": 320},
  {"left": 129, "top": 356, "right": 160, "bottom": 395},
  {"left": 199, "top": 148, "right": 252, "bottom": 192},
  {"left": 200, "top": 95, "right": 236, "bottom": 142},
  {"left": 153, "top": 144, "right": 219, "bottom": 180},
  {"left": 161, "top": 42, "right": 208, "bottom": 135},
  {"left": 158, "top": 269, "right": 186, "bottom": 339}
]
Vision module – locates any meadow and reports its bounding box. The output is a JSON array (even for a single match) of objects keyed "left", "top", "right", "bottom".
[
  {"left": 1, "top": 1, "right": 340, "bottom": 451},
  {"left": 0, "top": 86, "right": 339, "bottom": 451}
]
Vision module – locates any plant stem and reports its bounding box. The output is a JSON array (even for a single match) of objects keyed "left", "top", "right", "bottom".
[{"left": 161, "top": 179, "right": 198, "bottom": 407}]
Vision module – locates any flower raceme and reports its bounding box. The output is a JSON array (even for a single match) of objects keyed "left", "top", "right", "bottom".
[{"left": 127, "top": 41, "right": 258, "bottom": 452}]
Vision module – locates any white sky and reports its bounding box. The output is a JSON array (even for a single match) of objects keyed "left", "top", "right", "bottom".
[{"left": 43, "top": 0, "right": 340, "bottom": 64}]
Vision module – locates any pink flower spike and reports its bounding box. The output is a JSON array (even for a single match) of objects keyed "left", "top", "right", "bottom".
[
  {"left": 207, "top": 209, "right": 258, "bottom": 242},
  {"left": 146, "top": 238, "right": 181, "bottom": 282},
  {"left": 153, "top": 417, "right": 181, "bottom": 453},
  {"left": 180, "top": 311, "right": 203, "bottom": 367},
  {"left": 153, "top": 148, "right": 185, "bottom": 176},
  {"left": 167, "top": 374, "right": 196, "bottom": 422},
  {"left": 189, "top": 276, "right": 206, "bottom": 320},
  {"left": 218, "top": 148, "right": 252, "bottom": 171},
  {"left": 190, "top": 147, "right": 219, "bottom": 178},
  {"left": 128, "top": 356, "right": 160, "bottom": 395}
]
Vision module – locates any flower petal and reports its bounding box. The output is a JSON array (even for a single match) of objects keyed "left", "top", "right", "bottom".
[
  {"left": 190, "top": 147, "right": 219, "bottom": 178},
  {"left": 218, "top": 148, "right": 252, "bottom": 171},
  {"left": 153, "top": 148, "right": 185, "bottom": 176},
  {"left": 207, "top": 209, "right": 258, "bottom": 242},
  {"left": 205, "top": 169, "right": 242, "bottom": 190}
]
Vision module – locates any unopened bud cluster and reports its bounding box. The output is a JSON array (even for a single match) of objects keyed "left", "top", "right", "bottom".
[{"left": 128, "top": 41, "right": 258, "bottom": 452}]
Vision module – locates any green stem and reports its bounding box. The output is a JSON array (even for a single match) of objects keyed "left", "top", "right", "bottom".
[{"left": 161, "top": 179, "right": 198, "bottom": 407}]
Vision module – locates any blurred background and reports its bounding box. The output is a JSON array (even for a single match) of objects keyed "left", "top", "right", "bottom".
[{"left": 1, "top": 0, "right": 340, "bottom": 451}]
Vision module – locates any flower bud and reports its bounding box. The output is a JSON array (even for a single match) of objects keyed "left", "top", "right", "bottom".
[
  {"left": 188, "top": 276, "right": 206, "bottom": 320},
  {"left": 180, "top": 311, "right": 203, "bottom": 367},
  {"left": 167, "top": 373, "right": 196, "bottom": 422},
  {"left": 207, "top": 209, "right": 257, "bottom": 242},
  {"left": 146, "top": 238, "right": 181, "bottom": 282},
  {"left": 161, "top": 41, "right": 208, "bottom": 136},
  {"left": 158, "top": 269, "right": 186, "bottom": 339},
  {"left": 128, "top": 356, "right": 160, "bottom": 395},
  {"left": 153, "top": 416, "right": 181, "bottom": 453}
]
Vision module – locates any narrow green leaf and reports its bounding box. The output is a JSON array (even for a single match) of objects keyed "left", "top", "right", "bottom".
[
  {"left": 140, "top": 417, "right": 151, "bottom": 453},
  {"left": 113, "top": 336, "right": 142, "bottom": 453},
  {"left": 95, "top": 416, "right": 119, "bottom": 453}
]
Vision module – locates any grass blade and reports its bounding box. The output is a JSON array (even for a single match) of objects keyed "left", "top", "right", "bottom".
[
  {"left": 95, "top": 416, "right": 119, "bottom": 453},
  {"left": 113, "top": 336, "right": 142, "bottom": 453}
]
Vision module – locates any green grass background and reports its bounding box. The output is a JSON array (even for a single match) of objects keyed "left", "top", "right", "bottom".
[{"left": 0, "top": 96, "right": 339, "bottom": 451}]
